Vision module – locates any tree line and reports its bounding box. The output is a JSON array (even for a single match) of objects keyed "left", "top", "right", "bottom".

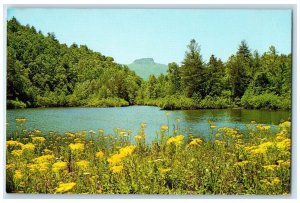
[{"left": 7, "top": 17, "right": 291, "bottom": 110}]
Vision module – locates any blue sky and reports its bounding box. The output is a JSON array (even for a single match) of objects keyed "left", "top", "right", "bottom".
[{"left": 7, "top": 8, "right": 292, "bottom": 65}]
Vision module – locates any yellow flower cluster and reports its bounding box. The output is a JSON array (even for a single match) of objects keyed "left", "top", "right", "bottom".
[
  {"left": 160, "top": 125, "right": 168, "bottom": 132},
  {"left": 262, "top": 165, "right": 277, "bottom": 171},
  {"left": 276, "top": 138, "right": 291, "bottom": 151},
  {"left": 260, "top": 177, "right": 281, "bottom": 186},
  {"left": 69, "top": 143, "right": 84, "bottom": 153},
  {"left": 277, "top": 160, "right": 290, "bottom": 167},
  {"left": 189, "top": 138, "right": 203, "bottom": 146},
  {"left": 32, "top": 136, "right": 46, "bottom": 143},
  {"left": 14, "top": 170, "right": 23, "bottom": 180},
  {"left": 166, "top": 135, "right": 184, "bottom": 146},
  {"left": 246, "top": 142, "right": 274, "bottom": 155},
  {"left": 110, "top": 165, "right": 123, "bottom": 173},
  {"left": 256, "top": 124, "right": 271, "bottom": 131},
  {"left": 33, "top": 154, "right": 55, "bottom": 163},
  {"left": 22, "top": 143, "right": 35, "bottom": 151},
  {"left": 76, "top": 160, "right": 89, "bottom": 171},
  {"left": 275, "top": 134, "right": 285, "bottom": 141},
  {"left": 27, "top": 162, "right": 49, "bottom": 172},
  {"left": 279, "top": 121, "right": 291, "bottom": 130},
  {"left": 55, "top": 182, "right": 76, "bottom": 193},
  {"left": 217, "top": 127, "right": 240, "bottom": 139},
  {"left": 108, "top": 145, "right": 136, "bottom": 173},
  {"left": 11, "top": 149, "right": 23, "bottom": 157},
  {"left": 119, "top": 145, "right": 136, "bottom": 156},
  {"left": 108, "top": 153, "right": 125, "bottom": 166},
  {"left": 52, "top": 161, "right": 68, "bottom": 173},
  {"left": 65, "top": 132, "right": 75, "bottom": 138},
  {"left": 234, "top": 160, "right": 251, "bottom": 167},
  {"left": 7, "top": 140, "right": 24, "bottom": 148},
  {"left": 96, "top": 151, "right": 104, "bottom": 158},
  {"left": 215, "top": 140, "right": 225, "bottom": 145},
  {"left": 108, "top": 146, "right": 136, "bottom": 166}
]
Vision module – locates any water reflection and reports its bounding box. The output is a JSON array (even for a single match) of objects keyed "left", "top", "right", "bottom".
[{"left": 7, "top": 106, "right": 290, "bottom": 141}]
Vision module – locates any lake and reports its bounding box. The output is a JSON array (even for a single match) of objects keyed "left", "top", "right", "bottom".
[{"left": 6, "top": 106, "right": 290, "bottom": 141}]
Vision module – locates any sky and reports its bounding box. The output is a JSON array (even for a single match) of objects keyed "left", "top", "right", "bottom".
[{"left": 7, "top": 8, "right": 292, "bottom": 65}]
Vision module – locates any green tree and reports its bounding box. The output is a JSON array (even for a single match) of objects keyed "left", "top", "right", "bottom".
[{"left": 180, "top": 39, "right": 205, "bottom": 98}]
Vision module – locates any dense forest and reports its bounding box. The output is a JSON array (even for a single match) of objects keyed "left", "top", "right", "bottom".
[{"left": 7, "top": 17, "right": 291, "bottom": 110}]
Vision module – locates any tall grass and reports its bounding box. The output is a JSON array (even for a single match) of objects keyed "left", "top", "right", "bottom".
[{"left": 6, "top": 118, "right": 291, "bottom": 194}]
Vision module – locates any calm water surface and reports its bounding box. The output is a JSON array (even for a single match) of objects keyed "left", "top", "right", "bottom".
[{"left": 6, "top": 106, "right": 290, "bottom": 141}]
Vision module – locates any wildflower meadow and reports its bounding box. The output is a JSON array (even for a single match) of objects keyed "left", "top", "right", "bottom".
[{"left": 6, "top": 118, "right": 291, "bottom": 194}]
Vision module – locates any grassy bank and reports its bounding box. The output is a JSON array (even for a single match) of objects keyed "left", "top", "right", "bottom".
[{"left": 6, "top": 119, "right": 291, "bottom": 194}]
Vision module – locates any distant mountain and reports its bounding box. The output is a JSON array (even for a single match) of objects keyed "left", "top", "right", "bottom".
[{"left": 128, "top": 58, "right": 168, "bottom": 79}]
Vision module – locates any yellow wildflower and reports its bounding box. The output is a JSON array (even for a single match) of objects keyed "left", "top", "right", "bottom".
[
  {"left": 276, "top": 138, "right": 291, "bottom": 151},
  {"left": 279, "top": 121, "right": 291, "bottom": 129},
  {"left": 52, "top": 161, "right": 68, "bottom": 173},
  {"left": 76, "top": 160, "right": 89, "bottom": 171},
  {"left": 65, "top": 132, "right": 75, "bottom": 138},
  {"left": 271, "top": 177, "right": 281, "bottom": 185},
  {"left": 262, "top": 165, "right": 277, "bottom": 171},
  {"left": 160, "top": 125, "right": 168, "bottom": 132},
  {"left": 217, "top": 127, "right": 239, "bottom": 138},
  {"left": 110, "top": 165, "right": 123, "bottom": 173},
  {"left": 27, "top": 162, "right": 49, "bottom": 172},
  {"left": 32, "top": 136, "right": 46, "bottom": 143},
  {"left": 69, "top": 143, "right": 84, "bottom": 152},
  {"left": 11, "top": 149, "right": 23, "bottom": 157},
  {"left": 14, "top": 170, "right": 23, "bottom": 180},
  {"left": 119, "top": 145, "right": 136, "bottom": 156},
  {"left": 234, "top": 160, "right": 250, "bottom": 167},
  {"left": 259, "top": 142, "right": 275, "bottom": 149},
  {"left": 256, "top": 124, "right": 271, "bottom": 131},
  {"left": 159, "top": 168, "right": 171, "bottom": 174},
  {"left": 22, "top": 143, "right": 35, "bottom": 151},
  {"left": 55, "top": 182, "right": 76, "bottom": 193},
  {"left": 278, "top": 160, "right": 290, "bottom": 168},
  {"left": 7, "top": 140, "right": 24, "bottom": 148},
  {"left": 108, "top": 153, "right": 126, "bottom": 166},
  {"left": 250, "top": 147, "right": 267, "bottom": 155},
  {"left": 98, "top": 129, "right": 104, "bottom": 134},
  {"left": 249, "top": 142, "right": 275, "bottom": 155},
  {"left": 210, "top": 125, "right": 217, "bottom": 129},
  {"left": 244, "top": 146, "right": 256, "bottom": 151},
  {"left": 189, "top": 138, "right": 203, "bottom": 146},
  {"left": 33, "top": 154, "right": 55, "bottom": 163},
  {"left": 96, "top": 151, "right": 104, "bottom": 159},
  {"left": 166, "top": 135, "right": 184, "bottom": 146}
]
